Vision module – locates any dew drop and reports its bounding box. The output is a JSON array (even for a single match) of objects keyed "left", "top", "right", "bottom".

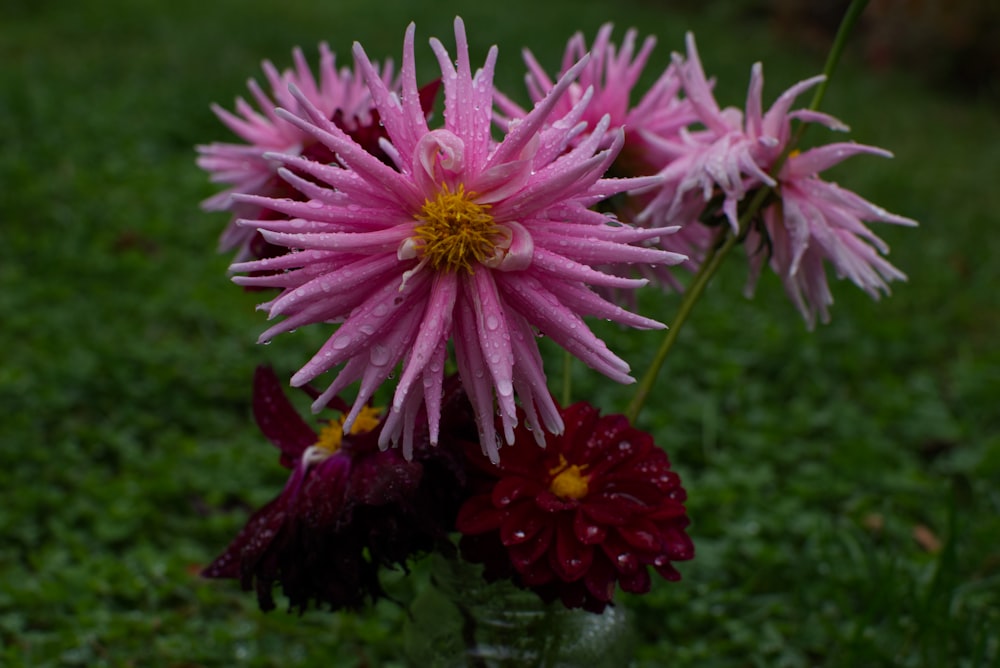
[
  {"left": 332, "top": 335, "right": 351, "bottom": 350},
  {"left": 485, "top": 314, "right": 500, "bottom": 331},
  {"left": 306, "top": 199, "right": 324, "bottom": 209},
  {"left": 370, "top": 344, "right": 391, "bottom": 366}
]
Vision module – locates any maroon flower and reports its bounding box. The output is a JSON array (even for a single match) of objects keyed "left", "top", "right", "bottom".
[
  {"left": 455, "top": 401, "right": 693, "bottom": 613},
  {"left": 202, "top": 366, "right": 464, "bottom": 612}
]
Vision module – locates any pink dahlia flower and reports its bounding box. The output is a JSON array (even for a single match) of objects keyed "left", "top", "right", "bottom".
[
  {"left": 496, "top": 24, "right": 695, "bottom": 159},
  {"left": 745, "top": 144, "right": 918, "bottom": 327},
  {"left": 638, "top": 32, "right": 822, "bottom": 231},
  {"left": 231, "top": 19, "right": 683, "bottom": 462},
  {"left": 455, "top": 400, "right": 693, "bottom": 613},
  {"left": 196, "top": 43, "right": 398, "bottom": 260},
  {"left": 640, "top": 33, "right": 915, "bottom": 324},
  {"left": 495, "top": 24, "right": 706, "bottom": 278}
]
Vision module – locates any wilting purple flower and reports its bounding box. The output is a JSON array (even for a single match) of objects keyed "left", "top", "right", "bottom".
[
  {"left": 196, "top": 44, "right": 399, "bottom": 260},
  {"left": 231, "top": 18, "right": 684, "bottom": 462},
  {"left": 455, "top": 400, "right": 693, "bottom": 613},
  {"left": 202, "top": 366, "right": 464, "bottom": 613}
]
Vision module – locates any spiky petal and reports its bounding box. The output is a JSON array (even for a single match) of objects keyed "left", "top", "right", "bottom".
[
  {"left": 232, "top": 19, "right": 684, "bottom": 461},
  {"left": 196, "top": 44, "right": 398, "bottom": 260}
]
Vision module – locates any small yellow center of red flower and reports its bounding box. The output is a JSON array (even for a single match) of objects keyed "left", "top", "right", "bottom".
[
  {"left": 548, "top": 456, "right": 590, "bottom": 500},
  {"left": 314, "top": 405, "right": 383, "bottom": 453},
  {"left": 413, "top": 184, "right": 500, "bottom": 273}
]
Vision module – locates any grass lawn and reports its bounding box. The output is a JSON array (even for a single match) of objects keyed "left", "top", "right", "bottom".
[{"left": 2, "top": 0, "right": 998, "bottom": 666}]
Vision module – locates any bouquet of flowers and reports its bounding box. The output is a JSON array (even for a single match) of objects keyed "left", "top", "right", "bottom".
[{"left": 195, "top": 3, "right": 914, "bottom": 663}]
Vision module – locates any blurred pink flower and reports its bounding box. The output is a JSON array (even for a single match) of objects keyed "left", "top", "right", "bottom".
[
  {"left": 745, "top": 144, "right": 917, "bottom": 327},
  {"left": 638, "top": 32, "right": 815, "bottom": 231},
  {"left": 496, "top": 24, "right": 708, "bottom": 291},
  {"left": 640, "top": 33, "right": 915, "bottom": 324},
  {"left": 196, "top": 44, "right": 397, "bottom": 260},
  {"left": 496, "top": 24, "right": 695, "bottom": 160},
  {"left": 231, "top": 19, "right": 683, "bottom": 462}
]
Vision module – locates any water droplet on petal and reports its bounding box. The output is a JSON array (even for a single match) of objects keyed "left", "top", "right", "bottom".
[{"left": 370, "top": 344, "right": 390, "bottom": 366}]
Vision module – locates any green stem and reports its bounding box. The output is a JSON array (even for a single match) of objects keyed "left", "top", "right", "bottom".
[
  {"left": 793, "top": 0, "right": 870, "bottom": 151},
  {"left": 624, "top": 0, "right": 870, "bottom": 424},
  {"left": 625, "top": 227, "right": 733, "bottom": 423}
]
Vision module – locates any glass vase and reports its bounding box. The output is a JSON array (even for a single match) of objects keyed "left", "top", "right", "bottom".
[{"left": 404, "top": 553, "right": 633, "bottom": 667}]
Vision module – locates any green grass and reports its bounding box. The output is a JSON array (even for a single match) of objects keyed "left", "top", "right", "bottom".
[{"left": 2, "top": 0, "right": 998, "bottom": 666}]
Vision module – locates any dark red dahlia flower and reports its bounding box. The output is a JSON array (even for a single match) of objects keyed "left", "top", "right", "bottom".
[
  {"left": 455, "top": 401, "right": 693, "bottom": 613},
  {"left": 202, "top": 366, "right": 465, "bottom": 613}
]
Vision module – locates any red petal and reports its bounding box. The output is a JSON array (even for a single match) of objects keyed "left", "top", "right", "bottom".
[
  {"left": 301, "top": 457, "right": 351, "bottom": 527},
  {"left": 560, "top": 402, "right": 600, "bottom": 455},
  {"left": 552, "top": 519, "right": 593, "bottom": 582},
  {"left": 646, "top": 500, "right": 689, "bottom": 522},
  {"left": 201, "top": 494, "right": 289, "bottom": 579},
  {"left": 619, "top": 566, "right": 651, "bottom": 594},
  {"left": 583, "top": 553, "right": 617, "bottom": 603},
  {"left": 617, "top": 521, "right": 661, "bottom": 552},
  {"left": 653, "top": 557, "right": 683, "bottom": 582},
  {"left": 581, "top": 497, "right": 634, "bottom": 525},
  {"left": 252, "top": 365, "right": 318, "bottom": 465},
  {"left": 535, "top": 490, "right": 577, "bottom": 513},
  {"left": 347, "top": 453, "right": 422, "bottom": 506},
  {"left": 500, "top": 501, "right": 547, "bottom": 545},
  {"left": 663, "top": 527, "right": 696, "bottom": 560},
  {"left": 456, "top": 494, "right": 504, "bottom": 534},
  {"left": 508, "top": 524, "right": 553, "bottom": 570},
  {"left": 492, "top": 476, "right": 543, "bottom": 508},
  {"left": 518, "top": 555, "right": 555, "bottom": 586},
  {"left": 601, "top": 535, "right": 639, "bottom": 574},
  {"left": 573, "top": 508, "right": 607, "bottom": 545},
  {"left": 418, "top": 78, "right": 442, "bottom": 115}
]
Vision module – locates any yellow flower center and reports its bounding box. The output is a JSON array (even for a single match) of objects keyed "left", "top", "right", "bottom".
[
  {"left": 314, "top": 405, "right": 383, "bottom": 454},
  {"left": 548, "top": 456, "right": 590, "bottom": 500},
  {"left": 413, "top": 184, "right": 500, "bottom": 273}
]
